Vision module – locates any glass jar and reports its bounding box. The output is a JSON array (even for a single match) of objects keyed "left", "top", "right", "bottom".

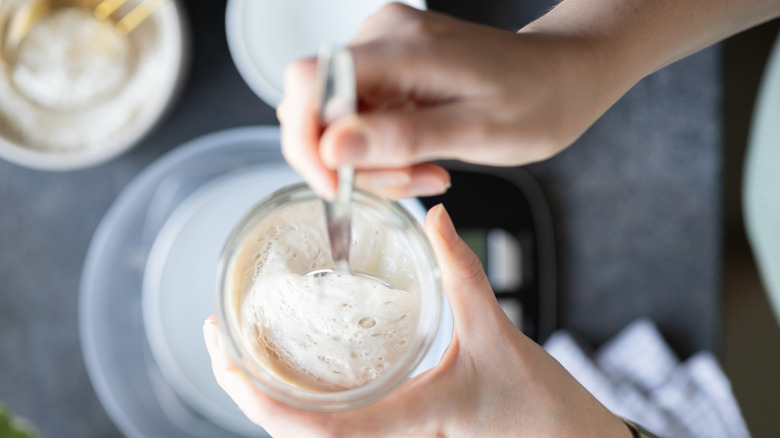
[{"left": 215, "top": 183, "right": 442, "bottom": 411}]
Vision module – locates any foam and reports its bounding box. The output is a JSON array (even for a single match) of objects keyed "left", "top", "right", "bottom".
[{"left": 234, "top": 200, "right": 420, "bottom": 391}]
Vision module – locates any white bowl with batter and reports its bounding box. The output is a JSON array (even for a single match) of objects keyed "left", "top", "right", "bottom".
[
  {"left": 217, "top": 183, "right": 442, "bottom": 411},
  {"left": 0, "top": 0, "right": 187, "bottom": 170}
]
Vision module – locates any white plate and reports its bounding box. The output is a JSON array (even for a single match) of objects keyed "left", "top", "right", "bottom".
[
  {"left": 143, "top": 167, "right": 302, "bottom": 436},
  {"left": 80, "top": 127, "right": 298, "bottom": 438},
  {"left": 80, "top": 126, "right": 452, "bottom": 438},
  {"left": 142, "top": 165, "right": 450, "bottom": 436},
  {"left": 744, "top": 33, "right": 780, "bottom": 323},
  {"left": 226, "top": 0, "right": 427, "bottom": 107}
]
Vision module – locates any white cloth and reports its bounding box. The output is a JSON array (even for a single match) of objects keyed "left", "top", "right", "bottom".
[{"left": 543, "top": 319, "right": 750, "bottom": 438}]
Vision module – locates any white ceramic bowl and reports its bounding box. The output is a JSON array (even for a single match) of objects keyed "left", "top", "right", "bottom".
[
  {"left": 226, "top": 0, "right": 426, "bottom": 108},
  {"left": 0, "top": 0, "right": 188, "bottom": 171}
]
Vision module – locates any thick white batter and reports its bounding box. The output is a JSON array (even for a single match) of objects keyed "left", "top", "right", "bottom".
[
  {"left": 0, "top": 3, "right": 177, "bottom": 152},
  {"left": 233, "top": 199, "right": 420, "bottom": 391},
  {"left": 13, "top": 8, "right": 129, "bottom": 111}
]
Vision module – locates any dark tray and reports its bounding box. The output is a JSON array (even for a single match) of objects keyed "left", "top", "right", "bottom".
[{"left": 420, "top": 163, "right": 557, "bottom": 342}]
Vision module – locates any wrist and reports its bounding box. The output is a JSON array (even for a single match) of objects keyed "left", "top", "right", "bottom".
[
  {"left": 510, "top": 27, "right": 627, "bottom": 151},
  {"left": 518, "top": 7, "right": 644, "bottom": 105}
]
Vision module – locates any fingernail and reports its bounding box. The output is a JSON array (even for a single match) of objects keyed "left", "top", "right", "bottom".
[
  {"left": 203, "top": 318, "right": 220, "bottom": 357},
  {"left": 434, "top": 204, "right": 458, "bottom": 244},
  {"left": 410, "top": 178, "right": 450, "bottom": 197},
  {"left": 313, "top": 181, "right": 336, "bottom": 200},
  {"left": 364, "top": 170, "right": 412, "bottom": 188},
  {"left": 333, "top": 126, "right": 369, "bottom": 164},
  {"left": 224, "top": 370, "right": 244, "bottom": 393},
  {"left": 308, "top": 172, "right": 336, "bottom": 200}
]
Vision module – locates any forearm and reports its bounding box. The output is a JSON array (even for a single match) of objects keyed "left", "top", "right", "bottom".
[{"left": 522, "top": 0, "right": 780, "bottom": 94}]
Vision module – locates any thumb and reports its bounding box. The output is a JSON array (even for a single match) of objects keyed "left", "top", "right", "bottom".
[{"left": 424, "top": 204, "right": 502, "bottom": 333}]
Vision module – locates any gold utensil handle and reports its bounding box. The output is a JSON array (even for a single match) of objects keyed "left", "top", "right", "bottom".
[{"left": 95, "top": 0, "right": 168, "bottom": 34}]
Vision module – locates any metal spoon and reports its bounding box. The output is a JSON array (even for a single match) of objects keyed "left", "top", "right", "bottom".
[{"left": 304, "top": 46, "right": 393, "bottom": 289}]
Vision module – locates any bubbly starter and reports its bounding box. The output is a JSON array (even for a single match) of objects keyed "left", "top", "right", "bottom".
[{"left": 231, "top": 200, "right": 420, "bottom": 391}]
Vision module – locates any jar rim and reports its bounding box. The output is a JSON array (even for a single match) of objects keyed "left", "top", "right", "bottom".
[{"left": 215, "top": 183, "right": 442, "bottom": 411}]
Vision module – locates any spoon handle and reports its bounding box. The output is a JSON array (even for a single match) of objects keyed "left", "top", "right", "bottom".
[{"left": 318, "top": 46, "right": 356, "bottom": 272}]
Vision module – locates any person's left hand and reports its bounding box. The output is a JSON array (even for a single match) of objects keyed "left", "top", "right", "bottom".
[{"left": 203, "top": 204, "right": 631, "bottom": 438}]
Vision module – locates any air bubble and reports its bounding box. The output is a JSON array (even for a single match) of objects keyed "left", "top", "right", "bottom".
[{"left": 358, "top": 317, "right": 377, "bottom": 329}]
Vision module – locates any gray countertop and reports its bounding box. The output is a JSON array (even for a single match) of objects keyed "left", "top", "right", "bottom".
[{"left": 0, "top": 0, "right": 722, "bottom": 436}]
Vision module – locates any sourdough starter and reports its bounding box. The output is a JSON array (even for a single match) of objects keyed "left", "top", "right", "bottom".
[{"left": 232, "top": 200, "right": 420, "bottom": 391}]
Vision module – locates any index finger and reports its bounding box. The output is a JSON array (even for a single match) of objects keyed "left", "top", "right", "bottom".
[{"left": 279, "top": 58, "right": 337, "bottom": 199}]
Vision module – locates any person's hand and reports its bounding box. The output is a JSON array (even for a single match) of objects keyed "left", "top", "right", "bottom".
[
  {"left": 204, "top": 204, "right": 631, "bottom": 437},
  {"left": 278, "top": 3, "right": 626, "bottom": 200},
  {"left": 280, "top": 0, "right": 780, "bottom": 200}
]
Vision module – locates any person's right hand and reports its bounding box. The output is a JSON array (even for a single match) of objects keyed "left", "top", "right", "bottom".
[{"left": 278, "top": 3, "right": 624, "bottom": 200}]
